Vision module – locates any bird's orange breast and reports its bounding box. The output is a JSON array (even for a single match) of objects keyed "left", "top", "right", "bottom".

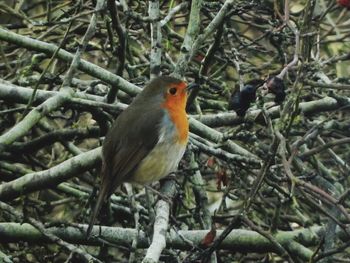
[{"left": 162, "top": 86, "right": 189, "bottom": 144}]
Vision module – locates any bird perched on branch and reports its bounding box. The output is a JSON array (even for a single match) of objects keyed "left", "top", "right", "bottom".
[{"left": 87, "top": 76, "right": 191, "bottom": 237}]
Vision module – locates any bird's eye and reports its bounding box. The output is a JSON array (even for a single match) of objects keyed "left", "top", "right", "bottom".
[{"left": 169, "top": 87, "right": 177, "bottom": 95}]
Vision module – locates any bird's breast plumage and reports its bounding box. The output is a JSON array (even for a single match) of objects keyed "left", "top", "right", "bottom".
[{"left": 129, "top": 110, "right": 188, "bottom": 184}]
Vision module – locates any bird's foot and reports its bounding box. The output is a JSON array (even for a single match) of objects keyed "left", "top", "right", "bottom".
[{"left": 144, "top": 185, "right": 173, "bottom": 205}]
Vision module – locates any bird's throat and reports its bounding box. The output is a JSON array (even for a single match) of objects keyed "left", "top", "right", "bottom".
[{"left": 162, "top": 95, "right": 189, "bottom": 144}]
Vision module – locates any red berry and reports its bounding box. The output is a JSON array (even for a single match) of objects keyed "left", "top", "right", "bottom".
[{"left": 337, "top": 0, "right": 350, "bottom": 9}]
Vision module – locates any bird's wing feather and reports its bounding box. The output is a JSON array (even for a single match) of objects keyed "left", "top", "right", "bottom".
[
  {"left": 87, "top": 105, "right": 163, "bottom": 237},
  {"left": 102, "top": 104, "right": 164, "bottom": 192}
]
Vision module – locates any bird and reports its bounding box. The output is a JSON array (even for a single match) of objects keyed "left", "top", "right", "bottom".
[
  {"left": 87, "top": 76, "right": 190, "bottom": 237},
  {"left": 228, "top": 84, "right": 257, "bottom": 117}
]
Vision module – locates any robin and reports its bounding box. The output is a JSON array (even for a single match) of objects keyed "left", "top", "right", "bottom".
[{"left": 87, "top": 76, "right": 190, "bottom": 236}]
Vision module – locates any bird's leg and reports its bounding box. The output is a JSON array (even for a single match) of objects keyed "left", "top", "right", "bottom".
[
  {"left": 144, "top": 184, "right": 173, "bottom": 205},
  {"left": 143, "top": 173, "right": 178, "bottom": 204}
]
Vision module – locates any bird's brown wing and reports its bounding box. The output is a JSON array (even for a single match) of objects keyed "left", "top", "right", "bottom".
[
  {"left": 102, "top": 104, "right": 163, "bottom": 190},
  {"left": 87, "top": 104, "right": 163, "bottom": 237}
]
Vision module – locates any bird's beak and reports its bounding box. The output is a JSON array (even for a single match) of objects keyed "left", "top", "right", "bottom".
[{"left": 186, "top": 83, "right": 199, "bottom": 92}]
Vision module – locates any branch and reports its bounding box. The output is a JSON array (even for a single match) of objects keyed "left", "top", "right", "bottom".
[
  {"left": 142, "top": 180, "right": 177, "bottom": 263},
  {"left": 303, "top": 79, "right": 350, "bottom": 90},
  {"left": 0, "top": 0, "right": 105, "bottom": 148},
  {"left": 0, "top": 28, "right": 141, "bottom": 96},
  {"left": 193, "top": 96, "right": 346, "bottom": 127},
  {"left": 188, "top": 152, "right": 217, "bottom": 263},
  {"left": 0, "top": 222, "right": 331, "bottom": 260},
  {"left": 173, "top": 0, "right": 202, "bottom": 77},
  {"left": 160, "top": 2, "right": 189, "bottom": 27},
  {"left": 9, "top": 127, "right": 100, "bottom": 153},
  {"left": 0, "top": 79, "right": 127, "bottom": 113},
  {"left": 0, "top": 88, "right": 73, "bottom": 147},
  {"left": 299, "top": 137, "right": 350, "bottom": 159},
  {"left": 174, "top": 0, "right": 234, "bottom": 77},
  {"left": 149, "top": 0, "right": 162, "bottom": 78},
  {"left": 189, "top": 117, "right": 258, "bottom": 159},
  {"left": 0, "top": 147, "right": 101, "bottom": 201},
  {"left": 190, "top": 134, "right": 260, "bottom": 166},
  {"left": 0, "top": 202, "right": 101, "bottom": 263},
  {"left": 106, "top": 0, "right": 127, "bottom": 102}
]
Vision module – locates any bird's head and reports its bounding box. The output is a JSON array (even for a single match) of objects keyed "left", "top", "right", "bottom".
[
  {"left": 137, "top": 76, "right": 189, "bottom": 111},
  {"left": 162, "top": 78, "right": 188, "bottom": 110}
]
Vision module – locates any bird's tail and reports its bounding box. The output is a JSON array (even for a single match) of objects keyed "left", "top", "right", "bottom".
[
  {"left": 86, "top": 183, "right": 107, "bottom": 238},
  {"left": 86, "top": 165, "right": 109, "bottom": 238}
]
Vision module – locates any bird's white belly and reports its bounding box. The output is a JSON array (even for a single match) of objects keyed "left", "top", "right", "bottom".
[{"left": 130, "top": 141, "right": 186, "bottom": 184}]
